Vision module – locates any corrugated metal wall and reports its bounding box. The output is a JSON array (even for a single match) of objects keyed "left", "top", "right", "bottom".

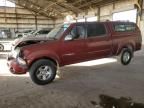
[{"left": 0, "top": 6, "right": 54, "bottom": 31}]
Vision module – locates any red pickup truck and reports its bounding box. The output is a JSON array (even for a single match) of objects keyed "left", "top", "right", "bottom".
[{"left": 7, "top": 21, "right": 142, "bottom": 85}]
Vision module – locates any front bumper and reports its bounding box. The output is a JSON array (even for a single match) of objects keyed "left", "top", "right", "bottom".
[{"left": 7, "top": 54, "right": 28, "bottom": 74}]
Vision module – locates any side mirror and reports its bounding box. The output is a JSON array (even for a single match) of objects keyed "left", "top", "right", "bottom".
[{"left": 64, "top": 34, "right": 73, "bottom": 41}]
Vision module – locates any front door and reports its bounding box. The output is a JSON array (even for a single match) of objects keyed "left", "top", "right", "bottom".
[{"left": 61, "top": 24, "right": 87, "bottom": 65}]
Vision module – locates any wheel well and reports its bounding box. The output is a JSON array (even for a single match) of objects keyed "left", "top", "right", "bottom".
[
  {"left": 119, "top": 44, "right": 134, "bottom": 55},
  {"left": 123, "top": 45, "right": 134, "bottom": 51},
  {"left": 29, "top": 57, "right": 58, "bottom": 68}
]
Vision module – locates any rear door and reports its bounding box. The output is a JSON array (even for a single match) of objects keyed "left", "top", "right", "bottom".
[
  {"left": 61, "top": 23, "right": 87, "bottom": 65},
  {"left": 86, "top": 22, "right": 112, "bottom": 60}
]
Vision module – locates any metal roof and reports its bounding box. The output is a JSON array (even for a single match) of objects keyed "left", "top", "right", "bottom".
[{"left": 8, "top": 0, "right": 120, "bottom": 19}]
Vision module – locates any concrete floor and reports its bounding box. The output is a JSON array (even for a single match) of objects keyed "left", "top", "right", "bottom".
[{"left": 0, "top": 48, "right": 144, "bottom": 108}]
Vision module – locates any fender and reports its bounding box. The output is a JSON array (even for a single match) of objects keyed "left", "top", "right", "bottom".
[
  {"left": 25, "top": 50, "right": 61, "bottom": 68},
  {"left": 116, "top": 41, "right": 135, "bottom": 55}
]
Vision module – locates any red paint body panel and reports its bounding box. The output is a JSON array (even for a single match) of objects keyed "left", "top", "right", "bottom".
[
  {"left": 7, "top": 21, "right": 142, "bottom": 74},
  {"left": 7, "top": 59, "right": 27, "bottom": 74}
]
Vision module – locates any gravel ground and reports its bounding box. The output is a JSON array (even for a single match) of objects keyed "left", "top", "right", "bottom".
[{"left": 0, "top": 47, "right": 144, "bottom": 108}]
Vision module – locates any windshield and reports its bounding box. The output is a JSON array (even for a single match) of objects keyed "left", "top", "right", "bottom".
[
  {"left": 47, "top": 24, "right": 70, "bottom": 40},
  {"left": 22, "top": 30, "right": 36, "bottom": 37},
  {"left": 30, "top": 30, "right": 35, "bottom": 34},
  {"left": 23, "top": 30, "right": 33, "bottom": 33},
  {"left": 32, "top": 30, "right": 39, "bottom": 35}
]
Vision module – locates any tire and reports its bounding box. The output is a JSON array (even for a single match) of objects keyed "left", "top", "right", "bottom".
[
  {"left": 0, "top": 44, "right": 4, "bottom": 51},
  {"left": 29, "top": 59, "right": 57, "bottom": 85},
  {"left": 120, "top": 48, "right": 133, "bottom": 65}
]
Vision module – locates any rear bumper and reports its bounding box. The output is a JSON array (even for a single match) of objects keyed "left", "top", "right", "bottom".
[{"left": 7, "top": 57, "right": 28, "bottom": 74}]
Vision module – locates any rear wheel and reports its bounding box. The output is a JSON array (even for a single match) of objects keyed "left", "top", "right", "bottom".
[
  {"left": 0, "top": 44, "right": 4, "bottom": 51},
  {"left": 29, "top": 59, "right": 57, "bottom": 85},
  {"left": 120, "top": 48, "right": 133, "bottom": 65}
]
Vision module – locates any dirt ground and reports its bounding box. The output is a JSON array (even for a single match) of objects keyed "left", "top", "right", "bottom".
[{"left": 0, "top": 47, "right": 144, "bottom": 108}]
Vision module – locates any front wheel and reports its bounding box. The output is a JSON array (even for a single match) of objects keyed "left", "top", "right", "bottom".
[
  {"left": 29, "top": 59, "right": 57, "bottom": 85},
  {"left": 120, "top": 48, "right": 133, "bottom": 65},
  {"left": 0, "top": 44, "right": 4, "bottom": 51}
]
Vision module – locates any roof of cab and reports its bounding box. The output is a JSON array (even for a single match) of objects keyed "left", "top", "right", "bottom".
[{"left": 70, "top": 21, "right": 136, "bottom": 25}]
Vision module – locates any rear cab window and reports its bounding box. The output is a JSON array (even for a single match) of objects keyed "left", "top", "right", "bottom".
[{"left": 113, "top": 22, "right": 137, "bottom": 33}]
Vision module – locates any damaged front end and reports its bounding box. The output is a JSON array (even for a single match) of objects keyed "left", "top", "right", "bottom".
[
  {"left": 14, "top": 40, "right": 46, "bottom": 49},
  {"left": 8, "top": 39, "right": 46, "bottom": 62},
  {"left": 7, "top": 39, "right": 45, "bottom": 74}
]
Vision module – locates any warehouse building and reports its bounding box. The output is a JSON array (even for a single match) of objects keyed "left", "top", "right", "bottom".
[{"left": 0, "top": 0, "right": 144, "bottom": 108}]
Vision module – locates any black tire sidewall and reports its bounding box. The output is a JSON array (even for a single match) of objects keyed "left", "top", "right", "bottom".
[
  {"left": 121, "top": 49, "right": 132, "bottom": 65},
  {"left": 29, "top": 59, "right": 57, "bottom": 85},
  {"left": 0, "top": 44, "right": 4, "bottom": 51}
]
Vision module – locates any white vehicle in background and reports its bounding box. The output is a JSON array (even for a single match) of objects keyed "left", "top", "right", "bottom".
[
  {"left": 12, "top": 29, "right": 51, "bottom": 50},
  {"left": 0, "top": 29, "right": 13, "bottom": 51},
  {"left": 16, "top": 29, "right": 51, "bottom": 38},
  {"left": 0, "top": 40, "right": 13, "bottom": 51},
  {"left": 0, "top": 43, "right": 4, "bottom": 51},
  {"left": 16, "top": 30, "right": 35, "bottom": 38},
  {"left": 0, "top": 29, "right": 51, "bottom": 51}
]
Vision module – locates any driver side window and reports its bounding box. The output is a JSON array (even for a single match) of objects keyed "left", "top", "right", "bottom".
[{"left": 70, "top": 25, "right": 85, "bottom": 40}]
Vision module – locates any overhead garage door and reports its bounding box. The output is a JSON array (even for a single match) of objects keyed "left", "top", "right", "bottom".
[{"left": 113, "top": 9, "right": 137, "bottom": 23}]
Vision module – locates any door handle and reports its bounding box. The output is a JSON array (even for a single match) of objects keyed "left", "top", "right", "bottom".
[{"left": 64, "top": 53, "right": 75, "bottom": 56}]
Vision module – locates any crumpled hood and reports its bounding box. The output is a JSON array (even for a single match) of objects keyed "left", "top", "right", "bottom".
[{"left": 13, "top": 35, "right": 51, "bottom": 48}]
